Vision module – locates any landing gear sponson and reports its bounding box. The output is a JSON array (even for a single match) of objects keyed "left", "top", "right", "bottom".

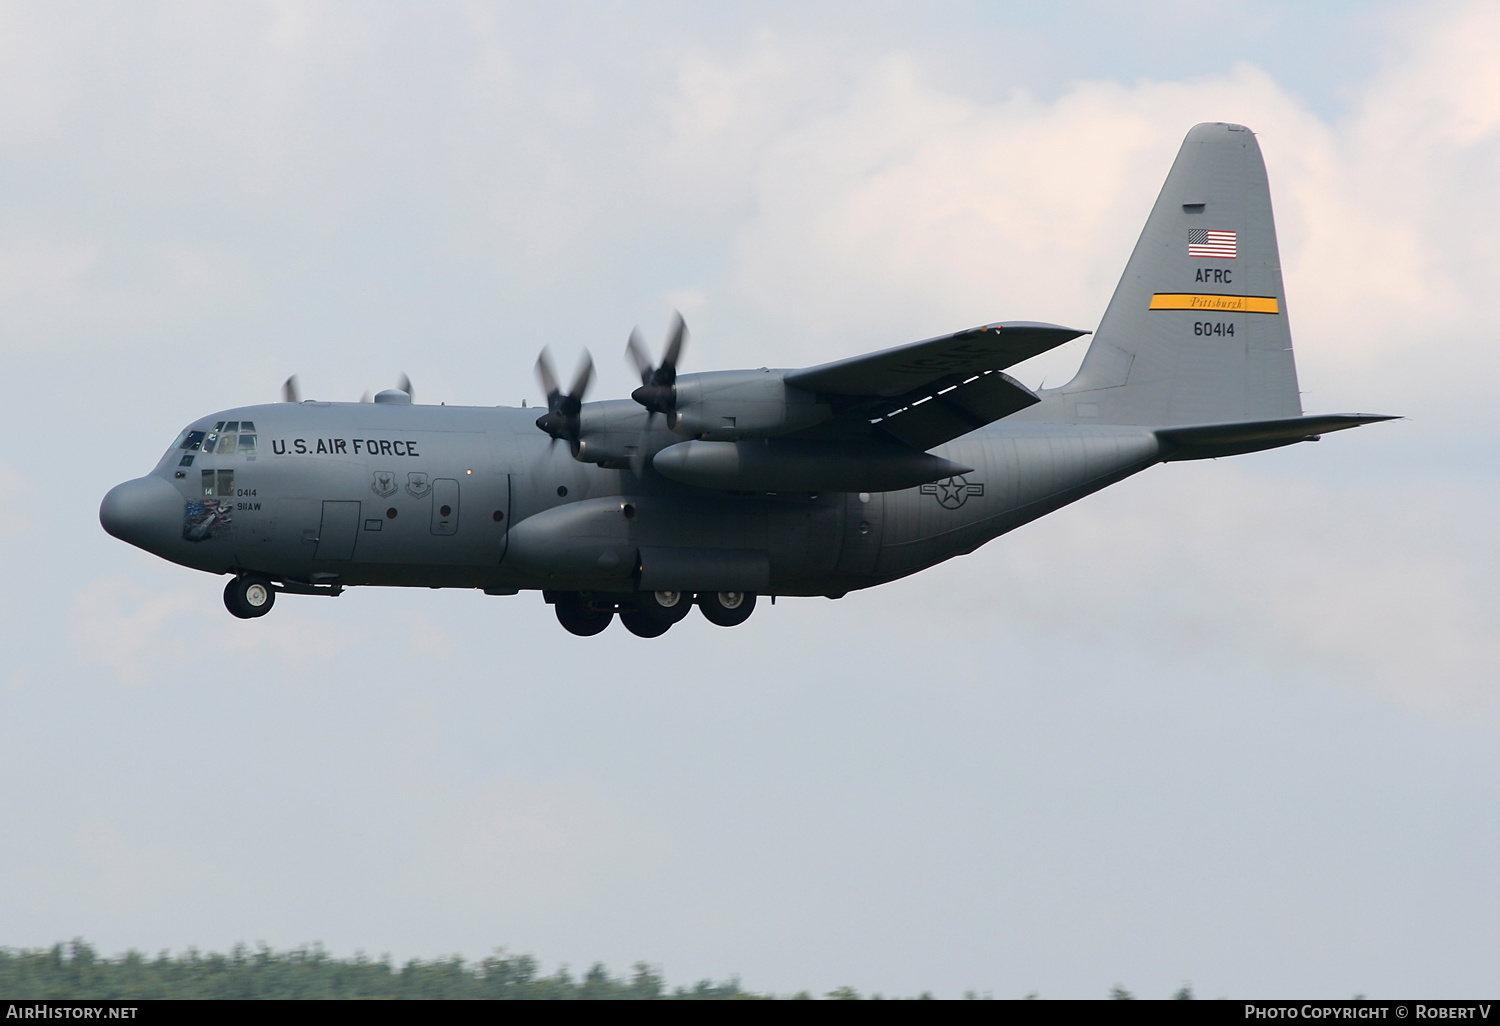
[{"left": 545, "top": 590, "right": 758, "bottom": 637}]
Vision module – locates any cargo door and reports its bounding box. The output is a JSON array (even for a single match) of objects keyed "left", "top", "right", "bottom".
[{"left": 314, "top": 500, "right": 361, "bottom": 560}]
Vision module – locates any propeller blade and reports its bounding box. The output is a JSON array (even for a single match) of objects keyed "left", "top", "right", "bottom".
[
  {"left": 280, "top": 375, "right": 301, "bottom": 403},
  {"left": 629, "top": 421, "right": 654, "bottom": 476},
  {"left": 625, "top": 329, "right": 653, "bottom": 386},
  {"left": 568, "top": 350, "right": 594, "bottom": 401},
  {"left": 397, "top": 373, "right": 414, "bottom": 403},
  {"left": 535, "top": 347, "right": 561, "bottom": 401},
  {"left": 360, "top": 390, "right": 373, "bottom": 403},
  {"left": 660, "top": 311, "right": 686, "bottom": 379}
]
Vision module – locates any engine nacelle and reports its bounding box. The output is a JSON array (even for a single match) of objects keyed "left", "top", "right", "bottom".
[
  {"left": 651, "top": 438, "right": 972, "bottom": 493},
  {"left": 670, "top": 370, "right": 831, "bottom": 441},
  {"left": 570, "top": 400, "right": 666, "bottom": 468}
]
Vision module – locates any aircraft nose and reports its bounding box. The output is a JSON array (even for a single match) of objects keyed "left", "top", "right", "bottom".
[{"left": 100, "top": 475, "right": 182, "bottom": 551}]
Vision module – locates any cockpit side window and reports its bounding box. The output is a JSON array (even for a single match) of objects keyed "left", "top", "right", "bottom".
[
  {"left": 201, "top": 468, "right": 234, "bottom": 497},
  {"left": 180, "top": 430, "right": 206, "bottom": 452}
]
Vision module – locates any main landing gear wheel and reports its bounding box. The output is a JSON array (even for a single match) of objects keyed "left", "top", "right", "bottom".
[
  {"left": 698, "top": 590, "right": 756, "bottom": 627},
  {"left": 553, "top": 593, "right": 613, "bottom": 637},
  {"left": 224, "top": 575, "right": 275, "bottom": 619},
  {"left": 619, "top": 590, "right": 692, "bottom": 638}
]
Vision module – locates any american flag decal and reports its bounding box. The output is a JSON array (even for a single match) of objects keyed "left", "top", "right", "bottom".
[{"left": 1188, "top": 228, "right": 1236, "bottom": 258}]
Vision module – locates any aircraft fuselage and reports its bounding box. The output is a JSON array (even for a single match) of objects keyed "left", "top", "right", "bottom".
[{"left": 102, "top": 398, "right": 1162, "bottom": 601}]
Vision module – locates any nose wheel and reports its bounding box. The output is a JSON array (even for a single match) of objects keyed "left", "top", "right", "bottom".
[{"left": 224, "top": 575, "right": 276, "bottom": 619}]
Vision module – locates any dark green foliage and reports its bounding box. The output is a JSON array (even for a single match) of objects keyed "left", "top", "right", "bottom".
[{"left": 0, "top": 939, "right": 753, "bottom": 1000}]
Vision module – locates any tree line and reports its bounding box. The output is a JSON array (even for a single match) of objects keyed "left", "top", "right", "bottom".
[
  {"left": 0, "top": 940, "right": 752, "bottom": 1000},
  {"left": 1, "top": 939, "right": 1191, "bottom": 999}
]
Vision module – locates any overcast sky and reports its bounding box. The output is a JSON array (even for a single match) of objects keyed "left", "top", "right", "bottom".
[{"left": 2, "top": 0, "right": 1498, "bottom": 999}]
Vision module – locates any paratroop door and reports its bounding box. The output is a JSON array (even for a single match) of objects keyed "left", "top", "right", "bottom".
[{"left": 315, "top": 500, "right": 361, "bottom": 560}]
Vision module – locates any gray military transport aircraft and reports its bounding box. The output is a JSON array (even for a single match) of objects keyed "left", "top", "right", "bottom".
[{"left": 101, "top": 123, "right": 1393, "bottom": 637}]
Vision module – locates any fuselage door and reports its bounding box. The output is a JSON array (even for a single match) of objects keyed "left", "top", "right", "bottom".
[
  {"left": 315, "top": 500, "right": 361, "bottom": 560},
  {"left": 431, "top": 479, "right": 459, "bottom": 536}
]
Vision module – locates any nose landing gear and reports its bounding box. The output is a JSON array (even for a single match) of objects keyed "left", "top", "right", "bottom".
[{"left": 224, "top": 575, "right": 275, "bottom": 619}]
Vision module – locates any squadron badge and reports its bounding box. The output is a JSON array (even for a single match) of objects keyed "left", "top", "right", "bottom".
[
  {"left": 405, "top": 472, "right": 431, "bottom": 498},
  {"left": 371, "top": 470, "right": 399, "bottom": 498}
]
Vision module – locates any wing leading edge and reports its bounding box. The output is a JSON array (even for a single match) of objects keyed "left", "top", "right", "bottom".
[{"left": 785, "top": 321, "right": 1087, "bottom": 397}]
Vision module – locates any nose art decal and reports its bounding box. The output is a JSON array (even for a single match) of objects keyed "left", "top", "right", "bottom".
[{"left": 183, "top": 500, "right": 232, "bottom": 541}]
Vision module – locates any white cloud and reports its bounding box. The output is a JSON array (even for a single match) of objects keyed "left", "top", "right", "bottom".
[
  {"left": 705, "top": 5, "right": 1500, "bottom": 401},
  {"left": 963, "top": 465, "right": 1500, "bottom": 717}
]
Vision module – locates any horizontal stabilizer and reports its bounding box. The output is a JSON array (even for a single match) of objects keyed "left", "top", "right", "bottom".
[{"left": 1157, "top": 414, "right": 1398, "bottom": 460}]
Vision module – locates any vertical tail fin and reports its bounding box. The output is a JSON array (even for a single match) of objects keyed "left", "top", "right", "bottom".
[{"left": 1057, "top": 123, "right": 1302, "bottom": 426}]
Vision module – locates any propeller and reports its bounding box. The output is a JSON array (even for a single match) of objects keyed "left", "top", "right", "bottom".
[
  {"left": 534, "top": 347, "right": 594, "bottom": 445},
  {"left": 281, "top": 375, "right": 302, "bottom": 403},
  {"left": 627, "top": 311, "right": 687, "bottom": 427}
]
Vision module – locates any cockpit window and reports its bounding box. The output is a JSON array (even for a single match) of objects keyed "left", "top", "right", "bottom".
[
  {"left": 180, "top": 430, "right": 206, "bottom": 452},
  {"left": 195, "top": 420, "right": 257, "bottom": 456}
]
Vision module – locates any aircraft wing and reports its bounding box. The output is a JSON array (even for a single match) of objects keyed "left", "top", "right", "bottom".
[
  {"left": 784, "top": 321, "right": 1087, "bottom": 397},
  {"left": 783, "top": 321, "right": 1088, "bottom": 449}
]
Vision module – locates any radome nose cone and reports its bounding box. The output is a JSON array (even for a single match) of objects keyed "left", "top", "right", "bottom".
[{"left": 100, "top": 475, "right": 181, "bottom": 550}]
